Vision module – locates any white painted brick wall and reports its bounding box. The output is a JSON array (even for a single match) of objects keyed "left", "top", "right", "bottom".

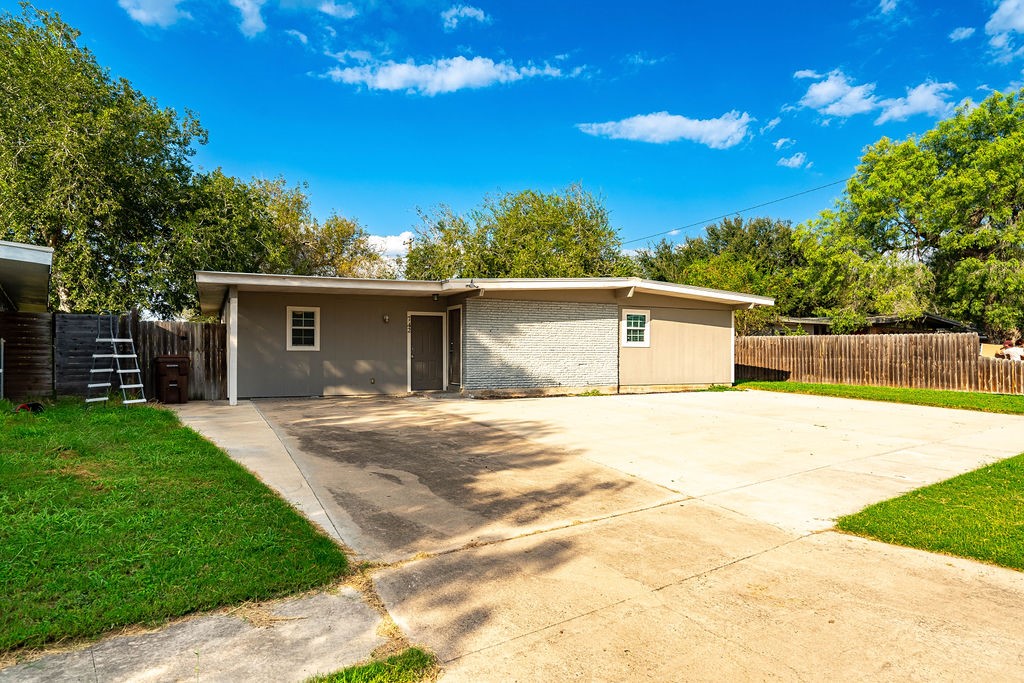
[{"left": 463, "top": 298, "right": 618, "bottom": 390}]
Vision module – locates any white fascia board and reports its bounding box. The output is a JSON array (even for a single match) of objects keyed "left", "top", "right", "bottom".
[
  {"left": 194, "top": 272, "right": 774, "bottom": 310},
  {"left": 195, "top": 271, "right": 441, "bottom": 294},
  {"left": 0, "top": 240, "right": 54, "bottom": 266},
  {"left": 440, "top": 278, "right": 634, "bottom": 295},
  {"left": 442, "top": 277, "right": 774, "bottom": 307},
  {"left": 633, "top": 280, "right": 775, "bottom": 307}
]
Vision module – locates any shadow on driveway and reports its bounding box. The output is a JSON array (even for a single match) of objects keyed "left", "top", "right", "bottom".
[{"left": 255, "top": 396, "right": 681, "bottom": 563}]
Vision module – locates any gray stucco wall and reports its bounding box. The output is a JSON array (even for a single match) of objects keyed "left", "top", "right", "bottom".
[
  {"left": 237, "top": 291, "right": 444, "bottom": 397},
  {"left": 463, "top": 298, "right": 618, "bottom": 390}
]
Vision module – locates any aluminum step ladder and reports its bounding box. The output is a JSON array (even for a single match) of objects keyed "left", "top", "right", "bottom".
[{"left": 85, "top": 314, "right": 146, "bottom": 406}]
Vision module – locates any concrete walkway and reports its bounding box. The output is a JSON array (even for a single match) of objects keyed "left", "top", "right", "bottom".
[{"left": 1, "top": 591, "right": 384, "bottom": 683}]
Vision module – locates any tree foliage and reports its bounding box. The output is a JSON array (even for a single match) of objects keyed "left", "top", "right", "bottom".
[
  {"left": 826, "top": 89, "right": 1024, "bottom": 337},
  {"left": 251, "top": 177, "right": 393, "bottom": 281},
  {"left": 0, "top": 6, "right": 390, "bottom": 317},
  {"left": 0, "top": 4, "right": 204, "bottom": 312},
  {"left": 636, "top": 217, "right": 807, "bottom": 334},
  {"left": 404, "top": 184, "right": 631, "bottom": 279},
  {"left": 638, "top": 89, "right": 1024, "bottom": 337}
]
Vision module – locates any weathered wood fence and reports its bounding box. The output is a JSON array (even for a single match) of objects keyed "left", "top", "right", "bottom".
[
  {"left": 1, "top": 312, "right": 225, "bottom": 401},
  {"left": 0, "top": 312, "right": 53, "bottom": 401},
  {"left": 736, "top": 333, "right": 1024, "bottom": 395}
]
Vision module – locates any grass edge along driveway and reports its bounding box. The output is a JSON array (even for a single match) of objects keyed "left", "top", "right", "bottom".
[
  {"left": 736, "top": 379, "right": 1024, "bottom": 415},
  {"left": 838, "top": 451, "right": 1024, "bottom": 572},
  {"left": 739, "top": 380, "right": 1024, "bottom": 571},
  {"left": 0, "top": 399, "right": 349, "bottom": 654}
]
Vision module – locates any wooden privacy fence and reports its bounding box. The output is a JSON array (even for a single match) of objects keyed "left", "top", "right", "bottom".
[
  {"left": 735, "top": 333, "right": 1024, "bottom": 395},
  {"left": 0, "top": 312, "right": 53, "bottom": 401},
  {"left": 0, "top": 312, "right": 225, "bottom": 401}
]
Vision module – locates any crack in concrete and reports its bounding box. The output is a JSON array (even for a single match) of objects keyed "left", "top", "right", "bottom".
[{"left": 378, "top": 495, "right": 691, "bottom": 568}]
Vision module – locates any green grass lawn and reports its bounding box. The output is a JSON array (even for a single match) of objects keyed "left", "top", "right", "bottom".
[
  {"left": 0, "top": 399, "right": 349, "bottom": 653},
  {"left": 307, "top": 648, "right": 438, "bottom": 683},
  {"left": 837, "top": 452, "right": 1024, "bottom": 571},
  {"left": 737, "top": 380, "right": 1024, "bottom": 415}
]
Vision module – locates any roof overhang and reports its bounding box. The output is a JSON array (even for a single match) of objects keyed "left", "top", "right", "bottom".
[
  {"left": 0, "top": 240, "right": 53, "bottom": 312},
  {"left": 195, "top": 271, "right": 774, "bottom": 316}
]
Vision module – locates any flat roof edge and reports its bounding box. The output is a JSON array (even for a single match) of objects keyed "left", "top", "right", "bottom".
[{"left": 194, "top": 272, "right": 773, "bottom": 307}]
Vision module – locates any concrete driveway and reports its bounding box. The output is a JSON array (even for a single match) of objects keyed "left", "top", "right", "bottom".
[{"left": 241, "top": 391, "right": 1024, "bottom": 681}]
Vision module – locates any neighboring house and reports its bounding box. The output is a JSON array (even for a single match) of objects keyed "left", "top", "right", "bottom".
[
  {"left": 778, "top": 313, "right": 976, "bottom": 336},
  {"left": 0, "top": 240, "right": 54, "bottom": 400},
  {"left": 195, "top": 272, "right": 773, "bottom": 405}
]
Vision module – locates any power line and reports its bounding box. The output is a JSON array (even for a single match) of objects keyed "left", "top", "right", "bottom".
[{"left": 621, "top": 178, "right": 849, "bottom": 246}]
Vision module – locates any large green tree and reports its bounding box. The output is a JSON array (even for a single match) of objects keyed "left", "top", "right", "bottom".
[
  {"left": 404, "top": 184, "right": 632, "bottom": 279},
  {"left": 0, "top": 5, "right": 204, "bottom": 312},
  {"left": 823, "top": 88, "right": 1024, "bottom": 337},
  {"left": 793, "top": 217, "right": 934, "bottom": 333},
  {"left": 0, "top": 6, "right": 391, "bottom": 316},
  {"left": 250, "top": 177, "right": 393, "bottom": 280},
  {"left": 636, "top": 217, "right": 808, "bottom": 334}
]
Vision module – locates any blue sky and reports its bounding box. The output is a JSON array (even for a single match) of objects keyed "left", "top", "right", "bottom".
[{"left": 7, "top": 1, "right": 1024, "bottom": 254}]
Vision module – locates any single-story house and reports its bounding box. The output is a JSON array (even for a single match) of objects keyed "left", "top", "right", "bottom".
[{"left": 195, "top": 272, "right": 773, "bottom": 405}]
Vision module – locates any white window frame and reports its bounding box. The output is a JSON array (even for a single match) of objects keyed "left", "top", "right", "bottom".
[
  {"left": 621, "top": 308, "right": 651, "bottom": 348},
  {"left": 286, "top": 306, "right": 320, "bottom": 351}
]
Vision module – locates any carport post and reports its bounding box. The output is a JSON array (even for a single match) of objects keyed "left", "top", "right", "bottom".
[
  {"left": 227, "top": 285, "right": 238, "bottom": 406},
  {"left": 730, "top": 310, "right": 736, "bottom": 384}
]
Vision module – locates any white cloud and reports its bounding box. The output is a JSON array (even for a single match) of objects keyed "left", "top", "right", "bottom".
[
  {"left": 949, "top": 26, "right": 976, "bottom": 42},
  {"left": 878, "top": 0, "right": 897, "bottom": 14},
  {"left": 325, "top": 56, "right": 564, "bottom": 95},
  {"left": 625, "top": 52, "right": 666, "bottom": 67},
  {"left": 229, "top": 0, "right": 267, "bottom": 37},
  {"left": 797, "top": 69, "right": 958, "bottom": 125},
  {"left": 986, "top": 0, "right": 1024, "bottom": 61},
  {"left": 576, "top": 110, "right": 753, "bottom": 149},
  {"left": 286, "top": 29, "right": 308, "bottom": 45},
  {"left": 987, "top": 0, "right": 1024, "bottom": 34},
  {"left": 876, "top": 81, "right": 957, "bottom": 123},
  {"left": 441, "top": 5, "right": 490, "bottom": 31},
  {"left": 368, "top": 231, "right": 413, "bottom": 258},
  {"left": 773, "top": 137, "right": 795, "bottom": 150},
  {"left": 793, "top": 69, "right": 823, "bottom": 79},
  {"left": 760, "top": 116, "right": 781, "bottom": 133},
  {"left": 799, "top": 69, "right": 879, "bottom": 116},
  {"left": 118, "top": 0, "right": 190, "bottom": 27},
  {"left": 777, "top": 152, "right": 808, "bottom": 169},
  {"left": 319, "top": 1, "right": 357, "bottom": 20},
  {"left": 326, "top": 48, "right": 373, "bottom": 62}
]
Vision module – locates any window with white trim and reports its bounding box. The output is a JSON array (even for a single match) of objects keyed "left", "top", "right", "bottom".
[
  {"left": 621, "top": 309, "right": 651, "bottom": 347},
  {"left": 287, "top": 306, "right": 320, "bottom": 351}
]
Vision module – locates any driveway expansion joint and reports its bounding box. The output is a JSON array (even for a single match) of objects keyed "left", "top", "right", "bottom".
[{"left": 250, "top": 399, "right": 350, "bottom": 548}]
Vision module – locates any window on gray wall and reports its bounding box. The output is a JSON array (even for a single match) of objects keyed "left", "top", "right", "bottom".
[{"left": 287, "top": 306, "right": 320, "bottom": 351}]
